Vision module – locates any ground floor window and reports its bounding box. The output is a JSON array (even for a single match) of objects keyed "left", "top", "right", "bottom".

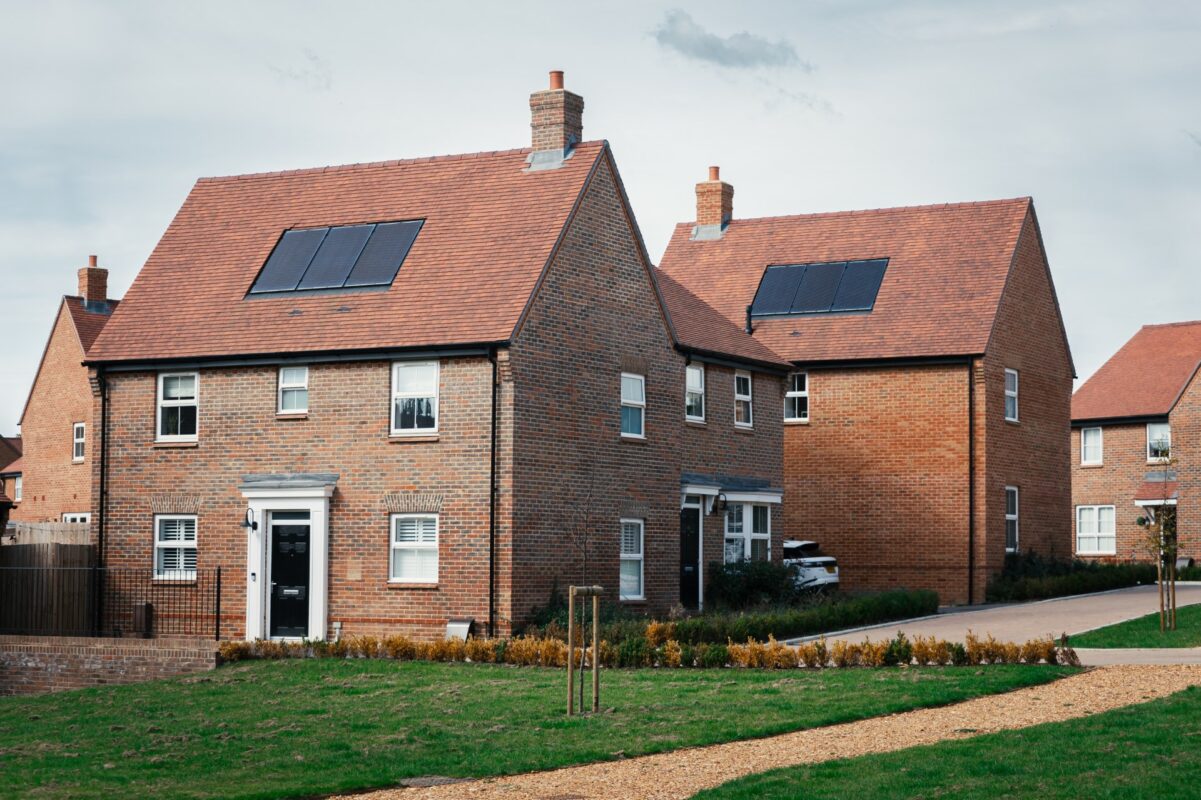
[
  {"left": 1005, "top": 486, "right": 1019, "bottom": 552},
  {"left": 390, "top": 514, "right": 438, "bottom": 583},
  {"left": 154, "top": 515, "right": 197, "bottom": 579},
  {"left": 62, "top": 512, "right": 90, "bottom": 524},
  {"left": 620, "top": 518, "right": 644, "bottom": 600},
  {"left": 1076, "top": 505, "right": 1116, "bottom": 555},
  {"left": 724, "top": 503, "right": 770, "bottom": 562}
]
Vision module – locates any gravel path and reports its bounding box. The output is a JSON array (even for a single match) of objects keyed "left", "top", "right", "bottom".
[{"left": 359, "top": 665, "right": 1201, "bottom": 800}]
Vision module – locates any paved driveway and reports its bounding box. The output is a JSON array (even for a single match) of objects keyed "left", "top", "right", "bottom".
[{"left": 789, "top": 584, "right": 1201, "bottom": 665}]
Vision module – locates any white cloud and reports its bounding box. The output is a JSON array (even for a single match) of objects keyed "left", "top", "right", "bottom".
[{"left": 652, "top": 9, "right": 810, "bottom": 70}]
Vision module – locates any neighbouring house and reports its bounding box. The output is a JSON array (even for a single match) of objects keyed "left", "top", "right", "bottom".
[
  {"left": 1071, "top": 321, "right": 1201, "bottom": 563},
  {"left": 11, "top": 260, "right": 117, "bottom": 524},
  {"left": 0, "top": 436, "right": 19, "bottom": 527},
  {"left": 658, "top": 172, "right": 1075, "bottom": 604},
  {"left": 83, "top": 72, "right": 787, "bottom": 641}
]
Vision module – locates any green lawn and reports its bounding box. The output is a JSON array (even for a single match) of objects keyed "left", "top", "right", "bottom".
[
  {"left": 1071, "top": 602, "right": 1201, "bottom": 648},
  {"left": 0, "top": 660, "right": 1073, "bottom": 799},
  {"left": 694, "top": 685, "right": 1201, "bottom": 800}
]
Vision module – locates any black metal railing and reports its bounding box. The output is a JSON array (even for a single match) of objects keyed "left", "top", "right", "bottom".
[{"left": 0, "top": 566, "right": 222, "bottom": 640}]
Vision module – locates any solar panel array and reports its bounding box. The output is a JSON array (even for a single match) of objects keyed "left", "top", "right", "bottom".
[
  {"left": 750, "top": 259, "right": 888, "bottom": 317},
  {"left": 249, "top": 220, "right": 423, "bottom": 295}
]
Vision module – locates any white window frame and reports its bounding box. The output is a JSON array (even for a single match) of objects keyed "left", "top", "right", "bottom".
[
  {"left": 734, "top": 370, "right": 754, "bottom": 428},
  {"left": 785, "top": 372, "right": 809, "bottom": 422},
  {"left": 1005, "top": 486, "right": 1019, "bottom": 553},
  {"left": 1004, "top": 369, "right": 1019, "bottom": 422},
  {"left": 156, "top": 372, "right": 199, "bottom": 443},
  {"left": 390, "top": 361, "right": 439, "bottom": 436},
  {"left": 277, "top": 366, "right": 309, "bottom": 414},
  {"left": 619, "top": 518, "right": 645, "bottom": 601},
  {"left": 621, "top": 372, "right": 646, "bottom": 439},
  {"left": 723, "top": 503, "right": 770, "bottom": 563},
  {"left": 389, "top": 513, "right": 439, "bottom": 584},
  {"left": 13, "top": 475, "right": 22, "bottom": 502},
  {"left": 62, "top": 512, "right": 91, "bottom": 524},
  {"left": 1081, "top": 427, "right": 1103, "bottom": 466},
  {"left": 685, "top": 364, "right": 705, "bottom": 422},
  {"left": 72, "top": 422, "right": 85, "bottom": 462},
  {"left": 154, "top": 514, "right": 197, "bottom": 580},
  {"left": 1076, "top": 504, "right": 1117, "bottom": 556},
  {"left": 1147, "top": 422, "right": 1171, "bottom": 462}
]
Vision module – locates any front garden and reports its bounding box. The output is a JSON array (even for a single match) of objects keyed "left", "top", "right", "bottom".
[{"left": 1071, "top": 603, "right": 1201, "bottom": 648}]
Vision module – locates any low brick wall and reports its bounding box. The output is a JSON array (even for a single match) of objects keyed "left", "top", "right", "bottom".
[{"left": 0, "top": 635, "right": 219, "bottom": 695}]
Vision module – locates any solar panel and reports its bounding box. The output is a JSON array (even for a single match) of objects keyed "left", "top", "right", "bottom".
[
  {"left": 831, "top": 259, "right": 888, "bottom": 311},
  {"left": 790, "top": 262, "right": 846, "bottom": 313},
  {"left": 296, "top": 224, "right": 374, "bottom": 290},
  {"left": 250, "top": 228, "right": 328, "bottom": 293},
  {"left": 344, "top": 220, "right": 423, "bottom": 288},
  {"left": 750, "top": 265, "right": 805, "bottom": 315}
]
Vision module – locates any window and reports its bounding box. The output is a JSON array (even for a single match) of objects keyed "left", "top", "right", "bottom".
[
  {"left": 621, "top": 373, "right": 645, "bottom": 438},
  {"left": 72, "top": 422, "right": 85, "bottom": 462},
  {"left": 390, "top": 514, "right": 438, "bottom": 583},
  {"left": 685, "top": 364, "right": 705, "bottom": 422},
  {"left": 1081, "top": 427, "right": 1103, "bottom": 465},
  {"left": 391, "top": 361, "right": 438, "bottom": 434},
  {"left": 619, "top": 519, "right": 644, "bottom": 600},
  {"left": 724, "top": 503, "right": 770, "bottom": 563},
  {"left": 154, "top": 515, "right": 197, "bottom": 579},
  {"left": 1147, "top": 423, "right": 1171, "bottom": 461},
  {"left": 13, "top": 475, "right": 21, "bottom": 502},
  {"left": 62, "top": 512, "right": 91, "bottom": 524},
  {"left": 1005, "top": 487, "right": 1019, "bottom": 552},
  {"left": 785, "top": 372, "right": 809, "bottom": 422},
  {"left": 734, "top": 371, "right": 753, "bottom": 428},
  {"left": 157, "top": 372, "right": 198, "bottom": 441},
  {"left": 1076, "top": 505, "right": 1116, "bottom": 555},
  {"left": 278, "top": 366, "right": 309, "bottom": 414},
  {"left": 1004, "top": 369, "right": 1019, "bottom": 422}
]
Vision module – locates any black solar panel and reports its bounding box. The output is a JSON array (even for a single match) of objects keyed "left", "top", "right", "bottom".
[
  {"left": 750, "top": 265, "right": 805, "bottom": 315},
  {"left": 250, "top": 228, "right": 328, "bottom": 293},
  {"left": 791, "top": 262, "right": 846, "bottom": 313},
  {"left": 344, "top": 220, "right": 423, "bottom": 288},
  {"left": 831, "top": 259, "right": 888, "bottom": 311},
  {"left": 296, "top": 224, "right": 374, "bottom": 290}
]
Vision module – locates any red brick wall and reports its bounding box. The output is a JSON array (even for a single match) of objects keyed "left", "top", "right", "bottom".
[
  {"left": 0, "top": 635, "right": 217, "bottom": 695},
  {"left": 13, "top": 301, "right": 93, "bottom": 523}
]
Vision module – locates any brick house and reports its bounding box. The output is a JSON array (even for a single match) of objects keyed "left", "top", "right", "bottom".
[
  {"left": 0, "top": 436, "right": 19, "bottom": 523},
  {"left": 10, "top": 259, "right": 117, "bottom": 524},
  {"left": 1071, "top": 321, "right": 1201, "bottom": 563},
  {"left": 658, "top": 172, "right": 1075, "bottom": 604},
  {"left": 84, "top": 73, "right": 787, "bottom": 641}
]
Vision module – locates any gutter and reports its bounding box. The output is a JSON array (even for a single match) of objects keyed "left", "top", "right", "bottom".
[
  {"left": 85, "top": 342, "right": 507, "bottom": 371},
  {"left": 487, "top": 348, "right": 499, "bottom": 637}
]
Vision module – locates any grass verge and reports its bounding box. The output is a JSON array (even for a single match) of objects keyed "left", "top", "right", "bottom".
[
  {"left": 0, "top": 660, "right": 1073, "bottom": 799},
  {"left": 694, "top": 685, "right": 1201, "bottom": 800},
  {"left": 1071, "top": 602, "right": 1201, "bottom": 648}
]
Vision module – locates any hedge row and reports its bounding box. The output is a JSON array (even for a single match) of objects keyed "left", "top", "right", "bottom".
[
  {"left": 986, "top": 558, "right": 1159, "bottom": 603},
  {"left": 217, "top": 631, "right": 1077, "bottom": 669}
]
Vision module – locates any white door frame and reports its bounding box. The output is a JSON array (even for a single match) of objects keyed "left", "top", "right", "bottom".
[{"left": 240, "top": 484, "right": 333, "bottom": 641}]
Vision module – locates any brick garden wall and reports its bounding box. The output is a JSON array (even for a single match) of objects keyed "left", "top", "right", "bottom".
[{"left": 0, "top": 635, "right": 218, "bottom": 695}]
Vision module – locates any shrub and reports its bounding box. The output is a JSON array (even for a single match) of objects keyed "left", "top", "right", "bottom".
[
  {"left": 986, "top": 552, "right": 1158, "bottom": 602},
  {"left": 883, "top": 633, "right": 913, "bottom": 667},
  {"left": 661, "top": 639, "right": 683, "bottom": 668},
  {"left": 645, "top": 620, "right": 676, "bottom": 647},
  {"left": 697, "top": 642, "right": 729, "bottom": 668},
  {"left": 615, "top": 636, "right": 651, "bottom": 668},
  {"left": 705, "top": 560, "right": 807, "bottom": 609}
]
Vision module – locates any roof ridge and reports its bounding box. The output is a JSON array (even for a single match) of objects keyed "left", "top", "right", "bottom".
[
  {"left": 195, "top": 140, "right": 607, "bottom": 184},
  {"left": 672, "top": 196, "right": 1033, "bottom": 229}
]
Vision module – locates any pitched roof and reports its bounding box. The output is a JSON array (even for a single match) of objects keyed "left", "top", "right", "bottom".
[
  {"left": 0, "top": 438, "right": 20, "bottom": 473},
  {"left": 0, "top": 456, "right": 21, "bottom": 476},
  {"left": 657, "top": 198, "right": 1033, "bottom": 363},
  {"left": 1072, "top": 321, "right": 1201, "bottom": 422},
  {"left": 654, "top": 272, "right": 790, "bottom": 369},
  {"left": 1135, "top": 480, "right": 1178, "bottom": 502},
  {"left": 86, "top": 143, "right": 610, "bottom": 363},
  {"left": 65, "top": 296, "right": 119, "bottom": 353}
]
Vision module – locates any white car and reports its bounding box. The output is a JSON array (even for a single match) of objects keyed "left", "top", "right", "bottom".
[{"left": 783, "top": 539, "right": 839, "bottom": 591}]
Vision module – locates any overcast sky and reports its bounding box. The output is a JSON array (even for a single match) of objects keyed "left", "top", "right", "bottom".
[{"left": 1, "top": 1, "right": 1199, "bottom": 434}]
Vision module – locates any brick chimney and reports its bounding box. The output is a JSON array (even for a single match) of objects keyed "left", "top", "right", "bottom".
[
  {"left": 77, "top": 254, "right": 109, "bottom": 304},
  {"left": 527, "top": 70, "right": 584, "bottom": 171},
  {"left": 693, "top": 166, "right": 733, "bottom": 240}
]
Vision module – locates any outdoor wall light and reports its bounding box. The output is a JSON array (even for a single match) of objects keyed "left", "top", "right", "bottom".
[
  {"left": 241, "top": 507, "right": 258, "bottom": 532},
  {"left": 716, "top": 493, "right": 728, "bottom": 512}
]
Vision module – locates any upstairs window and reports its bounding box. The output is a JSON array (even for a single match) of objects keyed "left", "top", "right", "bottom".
[
  {"left": 154, "top": 515, "right": 197, "bottom": 580},
  {"left": 13, "top": 475, "right": 21, "bottom": 502},
  {"left": 72, "top": 422, "right": 86, "bottom": 462},
  {"left": 621, "top": 373, "right": 645, "bottom": 438},
  {"left": 734, "top": 371, "right": 753, "bottom": 428},
  {"left": 619, "top": 519, "right": 645, "bottom": 600},
  {"left": 1147, "top": 423, "right": 1171, "bottom": 461},
  {"left": 390, "top": 514, "right": 438, "bottom": 584},
  {"left": 685, "top": 364, "right": 705, "bottom": 422},
  {"left": 1004, "top": 369, "right": 1019, "bottom": 422},
  {"left": 785, "top": 372, "right": 809, "bottom": 422},
  {"left": 157, "top": 373, "right": 198, "bottom": 442},
  {"left": 1081, "top": 427, "right": 1103, "bottom": 465},
  {"left": 1005, "top": 487, "right": 1019, "bottom": 552},
  {"left": 391, "top": 362, "right": 438, "bottom": 435},
  {"left": 278, "top": 367, "right": 309, "bottom": 414}
]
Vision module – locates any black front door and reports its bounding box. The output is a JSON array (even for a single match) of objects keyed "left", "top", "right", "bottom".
[
  {"left": 680, "top": 505, "right": 701, "bottom": 609},
  {"left": 269, "top": 511, "right": 311, "bottom": 638}
]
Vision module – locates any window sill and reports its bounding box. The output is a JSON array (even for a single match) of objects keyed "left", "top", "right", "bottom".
[
  {"left": 734, "top": 426, "right": 754, "bottom": 434},
  {"left": 388, "top": 434, "right": 440, "bottom": 443},
  {"left": 1076, "top": 552, "right": 1116, "bottom": 558},
  {"left": 276, "top": 412, "right": 309, "bottom": 420},
  {"left": 385, "top": 582, "right": 439, "bottom": 590},
  {"left": 1147, "top": 460, "right": 1171, "bottom": 465},
  {"left": 619, "top": 597, "right": 646, "bottom": 604},
  {"left": 72, "top": 459, "right": 85, "bottom": 464},
  {"left": 1004, "top": 419, "right": 1020, "bottom": 426},
  {"left": 151, "top": 578, "right": 197, "bottom": 585},
  {"left": 684, "top": 418, "right": 706, "bottom": 428},
  {"left": 153, "top": 441, "right": 198, "bottom": 449},
  {"left": 784, "top": 419, "right": 809, "bottom": 426},
  {"left": 1079, "top": 463, "right": 1104, "bottom": 469},
  {"left": 621, "top": 435, "right": 647, "bottom": 444}
]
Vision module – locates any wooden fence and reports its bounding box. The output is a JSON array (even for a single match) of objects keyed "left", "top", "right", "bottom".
[
  {"left": 2, "top": 522, "right": 90, "bottom": 547},
  {"left": 0, "top": 545, "right": 96, "bottom": 636}
]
